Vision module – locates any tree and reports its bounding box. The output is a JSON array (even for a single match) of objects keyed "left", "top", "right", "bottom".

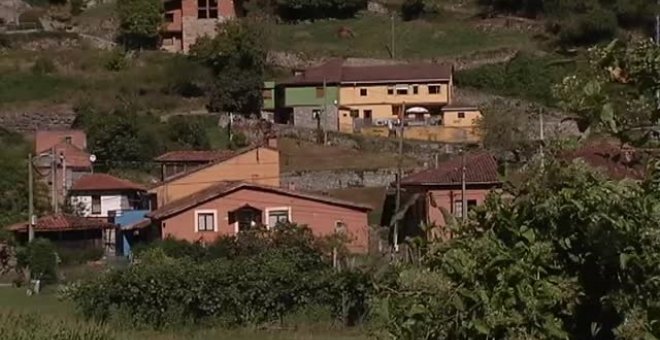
[
  {"left": 166, "top": 116, "right": 211, "bottom": 150},
  {"left": 276, "top": 0, "right": 366, "bottom": 21},
  {"left": 190, "top": 19, "right": 267, "bottom": 117},
  {"left": 374, "top": 159, "right": 660, "bottom": 339},
  {"left": 116, "top": 0, "right": 163, "bottom": 49},
  {"left": 554, "top": 39, "right": 660, "bottom": 146}
]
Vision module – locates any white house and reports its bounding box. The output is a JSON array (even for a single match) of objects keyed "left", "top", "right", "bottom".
[{"left": 69, "top": 173, "right": 148, "bottom": 218}]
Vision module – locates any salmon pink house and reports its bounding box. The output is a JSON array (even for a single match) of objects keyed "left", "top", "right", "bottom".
[{"left": 147, "top": 181, "right": 372, "bottom": 253}]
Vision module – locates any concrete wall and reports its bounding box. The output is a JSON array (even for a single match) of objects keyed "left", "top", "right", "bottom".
[
  {"left": 160, "top": 187, "right": 370, "bottom": 252},
  {"left": 293, "top": 105, "right": 339, "bottom": 131},
  {"left": 70, "top": 194, "right": 127, "bottom": 218},
  {"left": 150, "top": 147, "right": 280, "bottom": 207},
  {"left": 442, "top": 108, "right": 482, "bottom": 127}
]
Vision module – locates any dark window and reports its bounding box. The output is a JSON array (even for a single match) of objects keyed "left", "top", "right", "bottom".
[
  {"left": 396, "top": 87, "right": 408, "bottom": 95},
  {"left": 231, "top": 207, "right": 262, "bottom": 232},
  {"left": 387, "top": 87, "right": 394, "bottom": 95},
  {"left": 360, "top": 88, "right": 368, "bottom": 96},
  {"left": 91, "top": 195, "right": 101, "bottom": 215},
  {"left": 268, "top": 209, "right": 289, "bottom": 228},
  {"left": 350, "top": 109, "right": 359, "bottom": 118},
  {"left": 364, "top": 110, "right": 373, "bottom": 119},
  {"left": 197, "top": 0, "right": 218, "bottom": 19},
  {"left": 412, "top": 85, "right": 418, "bottom": 94},
  {"left": 197, "top": 212, "right": 215, "bottom": 232},
  {"left": 428, "top": 85, "right": 441, "bottom": 94},
  {"left": 458, "top": 112, "right": 465, "bottom": 119},
  {"left": 454, "top": 199, "right": 478, "bottom": 218},
  {"left": 64, "top": 136, "right": 72, "bottom": 144},
  {"left": 164, "top": 13, "right": 174, "bottom": 22},
  {"left": 315, "top": 87, "right": 325, "bottom": 98}
]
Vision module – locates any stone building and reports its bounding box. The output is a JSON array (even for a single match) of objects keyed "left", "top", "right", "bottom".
[{"left": 161, "top": 0, "right": 236, "bottom": 53}]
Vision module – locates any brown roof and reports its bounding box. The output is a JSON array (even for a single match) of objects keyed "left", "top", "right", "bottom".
[
  {"left": 565, "top": 141, "right": 644, "bottom": 180},
  {"left": 43, "top": 142, "right": 92, "bottom": 169},
  {"left": 148, "top": 181, "right": 372, "bottom": 220},
  {"left": 71, "top": 173, "right": 147, "bottom": 192},
  {"left": 282, "top": 59, "right": 453, "bottom": 85},
  {"left": 7, "top": 214, "right": 115, "bottom": 233},
  {"left": 153, "top": 145, "right": 276, "bottom": 186},
  {"left": 401, "top": 152, "right": 501, "bottom": 186},
  {"left": 35, "top": 130, "right": 87, "bottom": 154},
  {"left": 154, "top": 150, "right": 238, "bottom": 163}
]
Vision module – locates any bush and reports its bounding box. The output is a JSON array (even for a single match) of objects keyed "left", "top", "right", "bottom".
[
  {"left": 104, "top": 50, "right": 129, "bottom": 72},
  {"left": 0, "top": 312, "right": 114, "bottom": 340},
  {"left": 25, "top": 238, "right": 58, "bottom": 283},
  {"left": 71, "top": 0, "right": 85, "bottom": 16},
  {"left": 276, "top": 0, "right": 367, "bottom": 21},
  {"left": 400, "top": 0, "right": 425, "bottom": 21},
  {"left": 556, "top": 7, "right": 618, "bottom": 46},
  {"left": 31, "top": 57, "right": 56, "bottom": 75},
  {"left": 57, "top": 247, "right": 104, "bottom": 266}
]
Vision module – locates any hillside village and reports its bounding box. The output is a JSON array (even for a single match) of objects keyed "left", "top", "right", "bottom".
[{"left": 1, "top": 0, "right": 660, "bottom": 339}]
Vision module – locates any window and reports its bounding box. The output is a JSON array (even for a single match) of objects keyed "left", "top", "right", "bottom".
[
  {"left": 350, "top": 109, "right": 359, "bottom": 118},
  {"left": 454, "top": 199, "right": 477, "bottom": 218},
  {"left": 387, "top": 87, "right": 394, "bottom": 95},
  {"left": 412, "top": 85, "right": 419, "bottom": 95},
  {"left": 91, "top": 195, "right": 101, "bottom": 215},
  {"left": 64, "top": 136, "right": 72, "bottom": 144},
  {"left": 335, "top": 221, "right": 347, "bottom": 234},
  {"left": 315, "top": 87, "right": 325, "bottom": 98},
  {"left": 262, "top": 89, "right": 273, "bottom": 100},
  {"left": 230, "top": 206, "right": 262, "bottom": 233},
  {"left": 195, "top": 211, "right": 216, "bottom": 232},
  {"left": 457, "top": 112, "right": 465, "bottom": 119},
  {"left": 363, "top": 110, "right": 373, "bottom": 119},
  {"left": 428, "top": 85, "right": 441, "bottom": 94},
  {"left": 164, "top": 13, "right": 174, "bottom": 23},
  {"left": 359, "top": 88, "right": 368, "bottom": 96},
  {"left": 267, "top": 208, "right": 290, "bottom": 228},
  {"left": 197, "top": 0, "right": 218, "bottom": 19},
  {"left": 396, "top": 86, "right": 408, "bottom": 95}
]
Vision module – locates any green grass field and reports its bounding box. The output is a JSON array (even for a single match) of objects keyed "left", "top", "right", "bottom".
[
  {"left": 264, "top": 13, "right": 535, "bottom": 59},
  {"left": 0, "top": 287, "right": 370, "bottom": 340}
]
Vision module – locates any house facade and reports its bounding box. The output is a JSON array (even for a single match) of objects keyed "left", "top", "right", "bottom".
[
  {"left": 34, "top": 130, "right": 93, "bottom": 211},
  {"left": 150, "top": 145, "right": 280, "bottom": 207},
  {"left": 384, "top": 153, "right": 501, "bottom": 241},
  {"left": 161, "top": 0, "right": 236, "bottom": 53},
  {"left": 69, "top": 173, "right": 149, "bottom": 218},
  {"left": 148, "top": 182, "right": 372, "bottom": 253}
]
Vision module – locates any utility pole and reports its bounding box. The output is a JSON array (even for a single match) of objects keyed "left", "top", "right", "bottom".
[
  {"left": 50, "top": 147, "right": 56, "bottom": 212},
  {"left": 390, "top": 14, "right": 395, "bottom": 59},
  {"left": 28, "top": 154, "right": 34, "bottom": 243},
  {"left": 461, "top": 150, "right": 466, "bottom": 222},
  {"left": 394, "top": 102, "right": 405, "bottom": 252},
  {"left": 60, "top": 152, "right": 66, "bottom": 214},
  {"left": 322, "top": 77, "right": 327, "bottom": 144},
  {"left": 539, "top": 109, "right": 545, "bottom": 169}
]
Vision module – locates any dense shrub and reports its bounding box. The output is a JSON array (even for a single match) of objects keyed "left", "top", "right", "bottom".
[
  {"left": 400, "top": 0, "right": 425, "bottom": 21},
  {"left": 25, "top": 238, "right": 58, "bottom": 283},
  {"left": 67, "top": 225, "right": 373, "bottom": 328},
  {"left": 276, "top": 0, "right": 367, "bottom": 21},
  {"left": 57, "top": 247, "right": 104, "bottom": 266},
  {"left": 104, "top": 50, "right": 129, "bottom": 72},
  {"left": 31, "top": 57, "right": 56, "bottom": 75},
  {"left": 0, "top": 312, "right": 114, "bottom": 340},
  {"left": 555, "top": 7, "right": 618, "bottom": 46}
]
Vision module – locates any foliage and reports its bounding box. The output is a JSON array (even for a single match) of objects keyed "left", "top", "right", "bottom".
[
  {"left": 190, "top": 19, "right": 267, "bottom": 116},
  {"left": 71, "top": 0, "right": 85, "bottom": 16},
  {"left": 400, "top": 0, "right": 425, "bottom": 21},
  {"left": 165, "top": 116, "right": 212, "bottom": 150},
  {"left": 554, "top": 39, "right": 660, "bottom": 146},
  {"left": 31, "top": 57, "right": 57, "bottom": 75},
  {"left": 456, "top": 52, "right": 576, "bottom": 107},
  {"left": 477, "top": 103, "right": 539, "bottom": 162},
  {"left": 374, "top": 160, "right": 660, "bottom": 339},
  {"left": 162, "top": 56, "right": 209, "bottom": 98},
  {"left": 0, "top": 312, "right": 114, "bottom": 340},
  {"left": 116, "top": 0, "right": 163, "bottom": 49},
  {"left": 104, "top": 49, "right": 129, "bottom": 72},
  {"left": 67, "top": 224, "right": 372, "bottom": 328},
  {"left": 25, "top": 238, "right": 58, "bottom": 284},
  {"left": 56, "top": 247, "right": 104, "bottom": 266},
  {"left": 275, "top": 0, "right": 367, "bottom": 21}
]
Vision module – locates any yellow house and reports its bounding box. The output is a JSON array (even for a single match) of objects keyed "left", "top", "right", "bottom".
[{"left": 150, "top": 145, "right": 280, "bottom": 207}]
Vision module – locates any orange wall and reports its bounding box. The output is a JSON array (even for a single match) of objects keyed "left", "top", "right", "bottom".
[
  {"left": 160, "top": 188, "right": 370, "bottom": 252},
  {"left": 151, "top": 147, "right": 280, "bottom": 207},
  {"left": 340, "top": 82, "right": 450, "bottom": 107},
  {"left": 427, "top": 188, "right": 491, "bottom": 228}
]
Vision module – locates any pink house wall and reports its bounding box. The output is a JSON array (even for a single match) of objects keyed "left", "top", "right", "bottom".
[
  {"left": 427, "top": 188, "right": 491, "bottom": 232},
  {"left": 160, "top": 188, "right": 370, "bottom": 253}
]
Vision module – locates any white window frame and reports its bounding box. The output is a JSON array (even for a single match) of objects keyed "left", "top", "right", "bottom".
[
  {"left": 194, "top": 209, "right": 218, "bottom": 233},
  {"left": 264, "top": 206, "right": 292, "bottom": 230}
]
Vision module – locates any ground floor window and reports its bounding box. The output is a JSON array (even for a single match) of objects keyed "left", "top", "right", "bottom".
[
  {"left": 454, "top": 199, "right": 477, "bottom": 218},
  {"left": 230, "top": 206, "right": 263, "bottom": 232},
  {"left": 267, "top": 208, "right": 290, "bottom": 228},
  {"left": 195, "top": 210, "right": 217, "bottom": 232}
]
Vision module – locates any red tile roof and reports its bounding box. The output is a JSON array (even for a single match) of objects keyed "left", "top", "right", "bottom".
[
  {"left": 154, "top": 150, "right": 238, "bottom": 163},
  {"left": 7, "top": 214, "right": 115, "bottom": 233},
  {"left": 71, "top": 173, "right": 147, "bottom": 192},
  {"left": 52, "top": 142, "right": 92, "bottom": 168},
  {"left": 565, "top": 141, "right": 644, "bottom": 180},
  {"left": 282, "top": 59, "right": 453, "bottom": 85},
  {"left": 401, "top": 152, "right": 501, "bottom": 186},
  {"left": 148, "top": 181, "right": 372, "bottom": 220}
]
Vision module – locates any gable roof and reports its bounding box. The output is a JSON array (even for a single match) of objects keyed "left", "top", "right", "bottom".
[
  {"left": 35, "top": 142, "right": 92, "bottom": 169},
  {"left": 152, "top": 145, "right": 276, "bottom": 186},
  {"left": 401, "top": 152, "right": 501, "bottom": 186},
  {"left": 148, "top": 181, "right": 372, "bottom": 220},
  {"left": 154, "top": 150, "right": 238, "bottom": 163},
  {"left": 35, "top": 130, "right": 87, "bottom": 154},
  {"left": 282, "top": 59, "right": 453, "bottom": 86},
  {"left": 565, "top": 141, "right": 644, "bottom": 180},
  {"left": 71, "top": 173, "right": 147, "bottom": 192},
  {"left": 7, "top": 214, "right": 115, "bottom": 232}
]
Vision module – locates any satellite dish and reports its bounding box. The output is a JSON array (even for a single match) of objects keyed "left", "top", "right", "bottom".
[{"left": 89, "top": 154, "right": 97, "bottom": 163}]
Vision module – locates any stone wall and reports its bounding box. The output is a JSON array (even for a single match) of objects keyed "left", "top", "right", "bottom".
[
  {"left": 293, "top": 106, "right": 339, "bottom": 131},
  {"left": 0, "top": 105, "right": 76, "bottom": 133},
  {"left": 282, "top": 168, "right": 409, "bottom": 192}
]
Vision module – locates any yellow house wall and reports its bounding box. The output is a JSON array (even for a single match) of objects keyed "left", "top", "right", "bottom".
[
  {"left": 443, "top": 109, "right": 482, "bottom": 127},
  {"left": 362, "top": 126, "right": 481, "bottom": 143},
  {"left": 150, "top": 147, "right": 280, "bottom": 207},
  {"left": 338, "top": 104, "right": 394, "bottom": 132},
  {"left": 339, "top": 82, "right": 450, "bottom": 106}
]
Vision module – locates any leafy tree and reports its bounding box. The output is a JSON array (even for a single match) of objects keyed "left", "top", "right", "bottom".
[
  {"left": 374, "top": 159, "right": 660, "bottom": 339},
  {"left": 166, "top": 116, "right": 211, "bottom": 150},
  {"left": 116, "top": 0, "right": 163, "bottom": 49},
  {"left": 554, "top": 39, "right": 660, "bottom": 146},
  {"left": 276, "top": 0, "right": 367, "bottom": 21},
  {"left": 190, "top": 19, "right": 267, "bottom": 116}
]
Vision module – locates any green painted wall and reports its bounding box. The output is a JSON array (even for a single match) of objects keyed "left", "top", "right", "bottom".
[
  {"left": 284, "top": 86, "right": 339, "bottom": 107},
  {"left": 262, "top": 81, "right": 276, "bottom": 110}
]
